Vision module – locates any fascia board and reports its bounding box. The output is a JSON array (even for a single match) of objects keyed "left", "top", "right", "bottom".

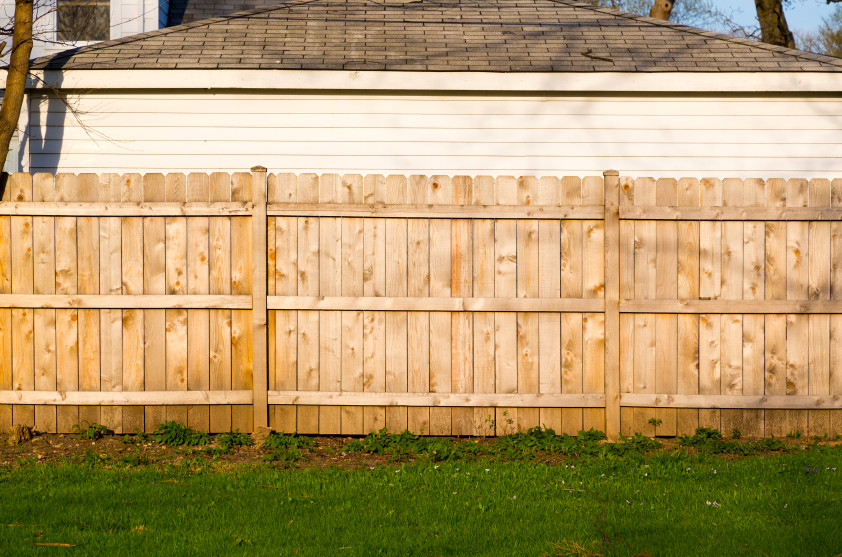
[{"left": 6, "top": 69, "right": 842, "bottom": 93}]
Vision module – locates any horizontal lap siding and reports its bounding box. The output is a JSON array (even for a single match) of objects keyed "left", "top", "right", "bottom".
[{"left": 27, "top": 94, "right": 842, "bottom": 178}]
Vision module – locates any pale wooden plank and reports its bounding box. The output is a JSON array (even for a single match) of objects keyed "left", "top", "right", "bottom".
[
  {"left": 266, "top": 296, "right": 603, "bottom": 313},
  {"left": 10, "top": 174, "right": 35, "bottom": 428},
  {"left": 228, "top": 174, "right": 253, "bottom": 432},
  {"left": 231, "top": 309, "right": 253, "bottom": 433},
  {"left": 808, "top": 178, "right": 832, "bottom": 436},
  {"left": 120, "top": 173, "right": 144, "bottom": 434},
  {"left": 619, "top": 394, "right": 842, "bottom": 410},
  {"left": 831, "top": 178, "right": 842, "bottom": 436},
  {"left": 740, "top": 177, "right": 766, "bottom": 437},
  {"left": 271, "top": 173, "right": 298, "bottom": 433},
  {"left": 633, "top": 178, "right": 657, "bottom": 436},
  {"left": 142, "top": 173, "right": 166, "bottom": 432},
  {"left": 653, "top": 178, "right": 677, "bottom": 437},
  {"left": 583, "top": 312, "right": 606, "bottom": 433},
  {"left": 33, "top": 174, "right": 56, "bottom": 432},
  {"left": 618, "top": 176, "right": 635, "bottom": 436},
  {"left": 208, "top": 172, "right": 233, "bottom": 433},
  {"left": 363, "top": 309, "right": 386, "bottom": 433},
  {"left": 54, "top": 174, "right": 78, "bottom": 432},
  {"left": 76, "top": 174, "right": 100, "bottom": 428},
  {"left": 561, "top": 313, "right": 583, "bottom": 435},
  {"left": 267, "top": 207, "right": 276, "bottom": 432},
  {"left": 601, "top": 172, "right": 620, "bottom": 439},
  {"left": 340, "top": 174, "right": 364, "bottom": 435},
  {"left": 0, "top": 294, "right": 252, "bottom": 309},
  {"left": 582, "top": 177, "right": 605, "bottom": 430},
  {"left": 559, "top": 178, "right": 583, "bottom": 434},
  {"left": 186, "top": 173, "right": 211, "bottom": 432},
  {"left": 697, "top": 178, "right": 723, "bottom": 431},
  {"left": 0, "top": 177, "right": 12, "bottom": 428},
  {"left": 676, "top": 177, "right": 700, "bottom": 435},
  {"left": 784, "top": 179, "right": 809, "bottom": 435},
  {"left": 264, "top": 392, "right": 606, "bottom": 408},
  {"left": 319, "top": 174, "right": 342, "bottom": 434},
  {"left": 406, "top": 173, "right": 431, "bottom": 434},
  {"left": 718, "top": 179, "right": 745, "bottom": 437},
  {"left": 1, "top": 391, "right": 253, "bottom": 405},
  {"left": 229, "top": 172, "right": 254, "bottom": 432},
  {"left": 361, "top": 174, "right": 387, "bottom": 432},
  {"left": 0, "top": 201, "right": 252, "bottom": 217},
  {"left": 267, "top": 203, "right": 605, "bottom": 220},
  {"left": 99, "top": 174, "right": 123, "bottom": 433},
  {"left": 296, "top": 174, "right": 320, "bottom": 433},
  {"left": 385, "top": 175, "right": 409, "bottom": 433},
  {"left": 494, "top": 176, "right": 517, "bottom": 434},
  {"left": 164, "top": 174, "right": 189, "bottom": 427},
  {"left": 472, "top": 175, "right": 495, "bottom": 435},
  {"left": 451, "top": 175, "right": 474, "bottom": 436},
  {"left": 429, "top": 175, "right": 453, "bottom": 435},
  {"left": 538, "top": 204, "right": 561, "bottom": 433}
]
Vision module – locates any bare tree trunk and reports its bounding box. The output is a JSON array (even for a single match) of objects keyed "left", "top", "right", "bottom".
[
  {"left": 754, "top": 0, "right": 795, "bottom": 48},
  {"left": 0, "top": 0, "right": 33, "bottom": 172},
  {"left": 650, "top": 0, "right": 675, "bottom": 20}
]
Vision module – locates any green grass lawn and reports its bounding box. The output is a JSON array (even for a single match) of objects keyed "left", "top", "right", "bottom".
[{"left": 1, "top": 443, "right": 841, "bottom": 556}]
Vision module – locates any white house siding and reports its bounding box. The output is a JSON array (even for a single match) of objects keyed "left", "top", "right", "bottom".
[{"left": 25, "top": 92, "right": 842, "bottom": 179}]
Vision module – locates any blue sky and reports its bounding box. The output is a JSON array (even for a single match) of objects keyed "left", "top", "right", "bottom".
[{"left": 705, "top": 0, "right": 836, "bottom": 34}]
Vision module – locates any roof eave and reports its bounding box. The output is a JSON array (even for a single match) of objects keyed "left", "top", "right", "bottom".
[{"left": 10, "top": 69, "right": 842, "bottom": 93}]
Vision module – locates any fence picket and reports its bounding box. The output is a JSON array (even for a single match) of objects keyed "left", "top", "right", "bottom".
[{"left": 0, "top": 170, "right": 840, "bottom": 438}]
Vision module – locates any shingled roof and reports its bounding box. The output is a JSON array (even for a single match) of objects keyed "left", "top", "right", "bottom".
[{"left": 32, "top": 0, "right": 842, "bottom": 72}]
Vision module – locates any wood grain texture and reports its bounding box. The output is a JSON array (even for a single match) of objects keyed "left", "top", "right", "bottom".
[
  {"left": 362, "top": 175, "right": 386, "bottom": 433},
  {"left": 208, "top": 173, "right": 233, "bottom": 433},
  {"left": 142, "top": 174, "right": 166, "bottom": 432},
  {"left": 428, "top": 175, "right": 453, "bottom": 435},
  {"left": 494, "top": 176, "right": 517, "bottom": 434},
  {"left": 33, "top": 174, "right": 56, "bottom": 432},
  {"left": 340, "top": 174, "right": 365, "bottom": 435}
]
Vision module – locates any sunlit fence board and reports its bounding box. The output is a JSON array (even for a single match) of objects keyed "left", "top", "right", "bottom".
[{"left": 1, "top": 171, "right": 841, "bottom": 438}]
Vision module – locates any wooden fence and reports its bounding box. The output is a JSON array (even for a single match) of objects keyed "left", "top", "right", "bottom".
[{"left": 0, "top": 170, "right": 840, "bottom": 438}]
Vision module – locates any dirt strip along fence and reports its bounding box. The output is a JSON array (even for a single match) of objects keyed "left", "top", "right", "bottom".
[{"left": 0, "top": 170, "right": 840, "bottom": 438}]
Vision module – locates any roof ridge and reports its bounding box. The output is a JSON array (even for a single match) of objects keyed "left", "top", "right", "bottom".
[{"left": 547, "top": 0, "right": 842, "bottom": 69}]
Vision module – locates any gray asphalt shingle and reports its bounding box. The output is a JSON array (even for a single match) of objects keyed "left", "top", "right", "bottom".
[{"left": 31, "top": 0, "right": 842, "bottom": 72}]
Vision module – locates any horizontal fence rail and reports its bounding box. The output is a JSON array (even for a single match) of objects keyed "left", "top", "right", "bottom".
[{"left": 0, "top": 171, "right": 840, "bottom": 438}]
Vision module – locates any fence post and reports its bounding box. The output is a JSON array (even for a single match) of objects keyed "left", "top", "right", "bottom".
[
  {"left": 251, "top": 166, "right": 269, "bottom": 430},
  {"left": 603, "top": 170, "right": 621, "bottom": 440}
]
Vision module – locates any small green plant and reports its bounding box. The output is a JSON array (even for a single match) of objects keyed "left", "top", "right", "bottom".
[
  {"left": 473, "top": 413, "right": 496, "bottom": 437},
  {"left": 217, "top": 429, "right": 253, "bottom": 452},
  {"left": 647, "top": 417, "right": 662, "bottom": 428},
  {"left": 152, "top": 421, "right": 212, "bottom": 446},
  {"left": 73, "top": 422, "right": 109, "bottom": 441},
  {"left": 786, "top": 430, "right": 802, "bottom": 439},
  {"left": 343, "top": 429, "right": 480, "bottom": 462},
  {"left": 81, "top": 450, "right": 110, "bottom": 466},
  {"left": 501, "top": 410, "right": 515, "bottom": 435},
  {"left": 121, "top": 429, "right": 151, "bottom": 444},
  {"left": 731, "top": 428, "right": 742, "bottom": 440},
  {"left": 262, "top": 432, "right": 314, "bottom": 451}
]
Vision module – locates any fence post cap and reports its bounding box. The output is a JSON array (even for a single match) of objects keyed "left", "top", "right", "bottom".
[
  {"left": 603, "top": 170, "right": 619, "bottom": 177},
  {"left": 251, "top": 165, "right": 267, "bottom": 173}
]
